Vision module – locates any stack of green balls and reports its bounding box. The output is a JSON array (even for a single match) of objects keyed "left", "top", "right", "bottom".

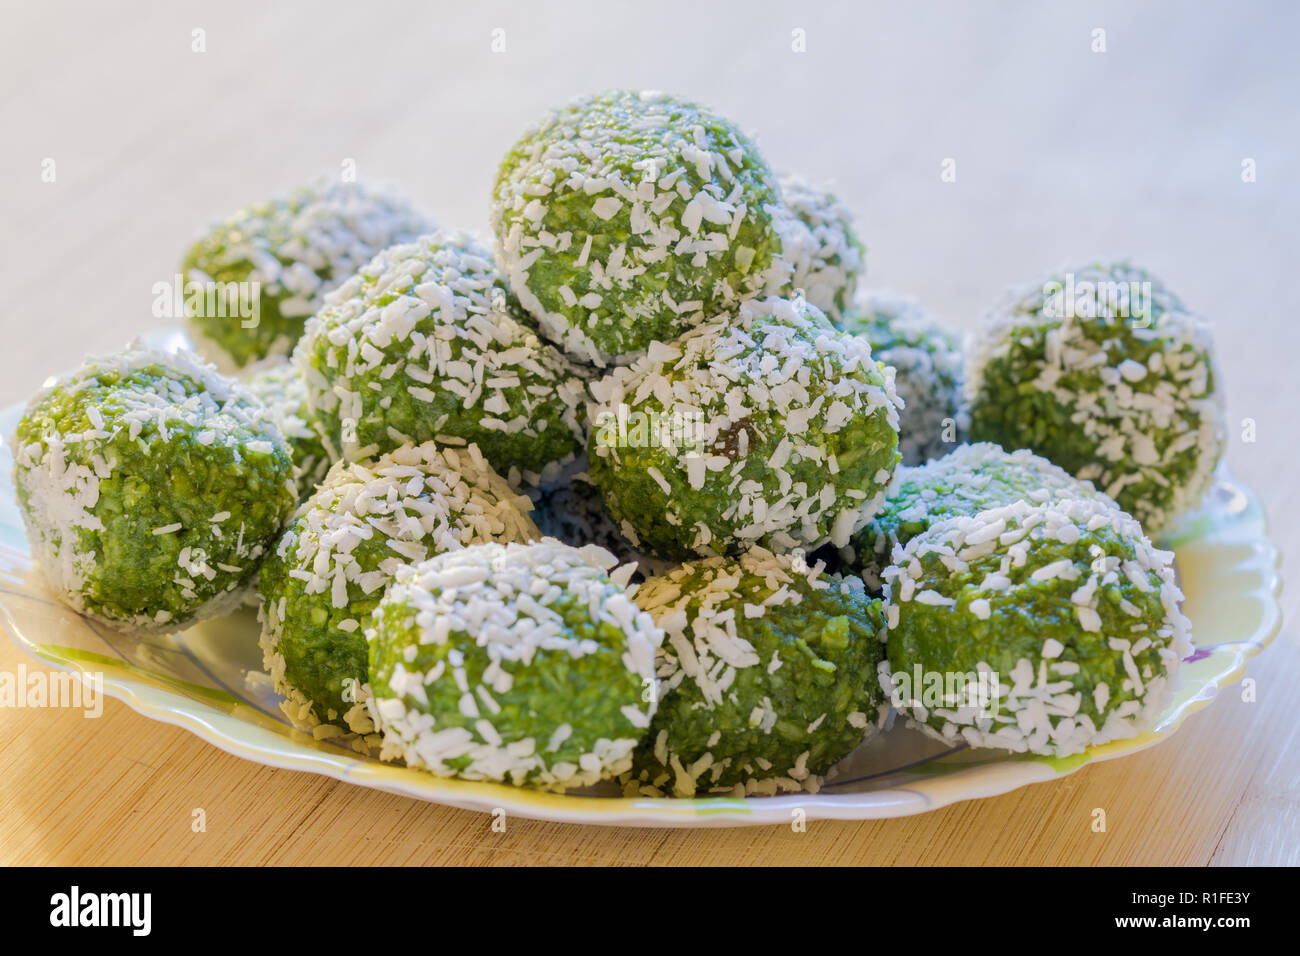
[
  {"left": 12, "top": 94, "right": 1227, "bottom": 796},
  {"left": 257, "top": 441, "right": 538, "bottom": 742}
]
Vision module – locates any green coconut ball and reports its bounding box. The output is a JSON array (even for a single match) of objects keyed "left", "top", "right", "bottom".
[
  {"left": 257, "top": 441, "right": 538, "bottom": 741},
  {"left": 530, "top": 470, "right": 672, "bottom": 578},
  {"left": 845, "top": 442, "right": 1113, "bottom": 586},
  {"left": 13, "top": 345, "right": 297, "bottom": 632},
  {"left": 880, "top": 495, "right": 1191, "bottom": 757},
  {"left": 183, "top": 177, "right": 435, "bottom": 368},
  {"left": 770, "top": 174, "right": 865, "bottom": 321},
  {"left": 626, "top": 547, "right": 887, "bottom": 797},
  {"left": 367, "top": 538, "right": 663, "bottom": 790},
  {"left": 587, "top": 295, "right": 902, "bottom": 561},
  {"left": 840, "top": 289, "right": 967, "bottom": 465},
  {"left": 243, "top": 359, "right": 334, "bottom": 500},
  {"left": 967, "top": 261, "right": 1227, "bottom": 535},
  {"left": 295, "top": 230, "right": 588, "bottom": 490},
  {"left": 492, "top": 89, "right": 786, "bottom": 367}
]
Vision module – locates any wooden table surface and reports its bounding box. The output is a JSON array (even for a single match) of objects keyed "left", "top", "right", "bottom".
[{"left": 1, "top": 0, "right": 1295, "bottom": 865}]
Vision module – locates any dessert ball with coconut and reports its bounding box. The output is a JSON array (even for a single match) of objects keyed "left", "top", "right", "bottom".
[
  {"left": 296, "top": 230, "right": 588, "bottom": 490},
  {"left": 846, "top": 442, "right": 1113, "bottom": 586},
  {"left": 492, "top": 89, "right": 786, "bottom": 367},
  {"left": 243, "top": 359, "right": 334, "bottom": 500},
  {"left": 769, "top": 174, "right": 865, "bottom": 321},
  {"left": 587, "top": 295, "right": 902, "bottom": 561},
  {"left": 182, "top": 177, "right": 435, "bottom": 368},
  {"left": 366, "top": 539, "right": 662, "bottom": 790},
  {"left": 257, "top": 441, "right": 538, "bottom": 741},
  {"left": 13, "top": 345, "right": 297, "bottom": 632},
  {"left": 626, "top": 547, "right": 887, "bottom": 797},
  {"left": 880, "top": 496, "right": 1191, "bottom": 758},
  {"left": 967, "top": 261, "right": 1227, "bottom": 535},
  {"left": 840, "top": 289, "right": 967, "bottom": 465}
]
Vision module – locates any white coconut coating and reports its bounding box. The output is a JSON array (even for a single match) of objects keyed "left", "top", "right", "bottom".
[
  {"left": 966, "top": 261, "right": 1227, "bottom": 534},
  {"left": 184, "top": 177, "right": 436, "bottom": 368},
  {"left": 844, "top": 288, "right": 968, "bottom": 465},
  {"left": 587, "top": 295, "right": 902, "bottom": 560},
  {"left": 366, "top": 538, "right": 663, "bottom": 790},
  {"left": 14, "top": 343, "right": 296, "bottom": 633},
  {"left": 769, "top": 174, "right": 865, "bottom": 321},
  {"left": 881, "top": 495, "right": 1192, "bottom": 758},
  {"left": 257, "top": 441, "right": 539, "bottom": 741},
  {"left": 295, "top": 230, "right": 588, "bottom": 489}
]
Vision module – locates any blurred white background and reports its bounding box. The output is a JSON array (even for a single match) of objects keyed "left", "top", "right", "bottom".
[{"left": 1, "top": 0, "right": 1296, "bottom": 514}]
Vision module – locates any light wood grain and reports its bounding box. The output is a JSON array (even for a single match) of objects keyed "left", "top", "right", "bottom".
[{"left": 0, "top": 0, "right": 1296, "bottom": 865}]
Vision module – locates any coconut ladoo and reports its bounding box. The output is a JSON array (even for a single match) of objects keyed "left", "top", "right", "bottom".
[
  {"left": 492, "top": 89, "right": 786, "bottom": 367},
  {"left": 367, "top": 539, "right": 663, "bottom": 790},
  {"left": 183, "top": 177, "right": 435, "bottom": 368},
  {"left": 243, "top": 358, "right": 334, "bottom": 500},
  {"left": 13, "top": 345, "right": 297, "bottom": 632},
  {"left": 587, "top": 295, "right": 902, "bottom": 561},
  {"left": 770, "top": 174, "right": 865, "bottom": 321},
  {"left": 966, "top": 261, "right": 1226, "bottom": 534},
  {"left": 627, "top": 547, "right": 887, "bottom": 797},
  {"left": 880, "top": 496, "right": 1191, "bottom": 757},
  {"left": 839, "top": 289, "right": 967, "bottom": 465},
  {"left": 257, "top": 441, "right": 538, "bottom": 742},
  {"left": 296, "top": 230, "right": 588, "bottom": 490}
]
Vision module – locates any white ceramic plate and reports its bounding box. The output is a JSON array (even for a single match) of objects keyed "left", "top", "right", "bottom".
[{"left": 0, "top": 333, "right": 1283, "bottom": 826}]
